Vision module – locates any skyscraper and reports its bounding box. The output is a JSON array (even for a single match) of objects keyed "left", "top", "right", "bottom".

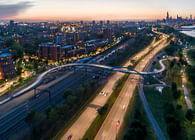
[
  {"left": 166, "top": 11, "right": 169, "bottom": 22},
  {"left": 190, "top": 15, "right": 192, "bottom": 21}
]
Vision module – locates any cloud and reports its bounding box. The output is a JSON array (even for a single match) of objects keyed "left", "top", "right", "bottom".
[{"left": 0, "top": 1, "right": 33, "bottom": 18}]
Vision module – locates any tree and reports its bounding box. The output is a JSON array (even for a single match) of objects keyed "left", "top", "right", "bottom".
[
  {"left": 186, "top": 66, "right": 195, "bottom": 86},
  {"left": 11, "top": 43, "right": 24, "bottom": 61},
  {"left": 33, "top": 60, "right": 39, "bottom": 70},
  {"left": 57, "top": 104, "right": 70, "bottom": 118},
  {"left": 66, "top": 95, "right": 77, "bottom": 106},
  {"left": 152, "top": 61, "right": 156, "bottom": 66},
  {"left": 63, "top": 89, "right": 73, "bottom": 99},
  {"left": 25, "top": 110, "right": 36, "bottom": 127},
  {"left": 171, "top": 82, "right": 177, "bottom": 91},
  {"left": 185, "top": 109, "right": 194, "bottom": 124},
  {"left": 16, "top": 60, "right": 23, "bottom": 75},
  {"left": 167, "top": 119, "right": 181, "bottom": 139},
  {"left": 98, "top": 104, "right": 108, "bottom": 115},
  {"left": 164, "top": 45, "right": 177, "bottom": 56},
  {"left": 45, "top": 107, "right": 51, "bottom": 119},
  {"left": 173, "top": 90, "right": 181, "bottom": 100},
  {"left": 23, "top": 42, "right": 37, "bottom": 55},
  {"left": 5, "top": 38, "right": 15, "bottom": 47},
  {"left": 171, "top": 82, "right": 181, "bottom": 100},
  {"left": 191, "top": 88, "right": 195, "bottom": 96}
]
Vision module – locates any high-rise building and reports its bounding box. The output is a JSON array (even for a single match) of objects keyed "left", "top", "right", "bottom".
[
  {"left": 100, "top": 20, "right": 103, "bottom": 27},
  {"left": 9, "top": 20, "right": 14, "bottom": 26},
  {"left": 103, "top": 28, "right": 112, "bottom": 40},
  {"left": 166, "top": 11, "right": 169, "bottom": 22},
  {"left": 92, "top": 20, "right": 96, "bottom": 26},
  {"left": 107, "top": 20, "right": 110, "bottom": 25},
  {"left": 190, "top": 15, "right": 193, "bottom": 21},
  {"left": 9, "top": 20, "right": 15, "bottom": 29}
]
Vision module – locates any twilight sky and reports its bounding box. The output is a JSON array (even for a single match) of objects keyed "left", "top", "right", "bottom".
[{"left": 0, "top": 0, "right": 195, "bottom": 21}]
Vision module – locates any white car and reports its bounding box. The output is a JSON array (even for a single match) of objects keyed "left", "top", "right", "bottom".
[
  {"left": 104, "top": 93, "right": 108, "bottom": 96},
  {"left": 122, "top": 105, "right": 126, "bottom": 110}
]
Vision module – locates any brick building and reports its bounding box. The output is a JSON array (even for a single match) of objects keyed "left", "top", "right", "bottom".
[
  {"left": 0, "top": 49, "right": 15, "bottom": 80},
  {"left": 38, "top": 43, "right": 61, "bottom": 61}
]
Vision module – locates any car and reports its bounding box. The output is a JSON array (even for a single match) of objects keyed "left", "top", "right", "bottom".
[
  {"left": 96, "top": 107, "right": 100, "bottom": 113},
  {"left": 35, "top": 94, "right": 40, "bottom": 98},
  {"left": 67, "top": 134, "right": 72, "bottom": 140}
]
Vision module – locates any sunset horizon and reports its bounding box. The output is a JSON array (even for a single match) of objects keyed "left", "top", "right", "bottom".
[{"left": 0, "top": 0, "right": 194, "bottom": 21}]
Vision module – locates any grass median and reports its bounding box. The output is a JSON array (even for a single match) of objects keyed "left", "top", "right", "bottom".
[{"left": 82, "top": 74, "right": 129, "bottom": 140}]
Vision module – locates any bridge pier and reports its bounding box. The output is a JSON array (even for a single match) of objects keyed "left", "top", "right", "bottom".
[
  {"left": 48, "top": 88, "right": 51, "bottom": 104},
  {"left": 34, "top": 88, "right": 37, "bottom": 98}
]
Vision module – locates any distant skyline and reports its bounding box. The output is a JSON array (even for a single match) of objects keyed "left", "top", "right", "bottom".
[{"left": 0, "top": 0, "right": 195, "bottom": 21}]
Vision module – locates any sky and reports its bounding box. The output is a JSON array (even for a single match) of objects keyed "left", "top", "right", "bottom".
[{"left": 0, "top": 0, "right": 195, "bottom": 21}]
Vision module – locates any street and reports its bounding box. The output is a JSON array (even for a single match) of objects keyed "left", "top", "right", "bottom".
[
  {"left": 95, "top": 36, "right": 169, "bottom": 140},
  {"left": 61, "top": 36, "right": 169, "bottom": 140}
]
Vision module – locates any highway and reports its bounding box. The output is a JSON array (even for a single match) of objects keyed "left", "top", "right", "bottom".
[
  {"left": 0, "top": 58, "right": 165, "bottom": 105},
  {"left": 0, "top": 71, "right": 92, "bottom": 139},
  {"left": 95, "top": 36, "right": 170, "bottom": 140},
  {"left": 0, "top": 41, "right": 130, "bottom": 139},
  {"left": 61, "top": 36, "right": 169, "bottom": 140},
  {"left": 0, "top": 38, "right": 163, "bottom": 105}
]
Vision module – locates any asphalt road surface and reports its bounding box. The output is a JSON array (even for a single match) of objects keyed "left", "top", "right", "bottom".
[
  {"left": 182, "top": 72, "right": 193, "bottom": 109},
  {"left": 0, "top": 41, "right": 129, "bottom": 139},
  {"left": 61, "top": 36, "right": 169, "bottom": 140},
  {"left": 95, "top": 36, "right": 169, "bottom": 140}
]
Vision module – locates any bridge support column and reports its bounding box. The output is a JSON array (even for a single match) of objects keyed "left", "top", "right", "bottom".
[
  {"left": 85, "top": 68, "right": 88, "bottom": 77},
  {"left": 34, "top": 88, "right": 37, "bottom": 98},
  {"left": 48, "top": 89, "right": 51, "bottom": 104},
  {"left": 73, "top": 66, "right": 76, "bottom": 72}
]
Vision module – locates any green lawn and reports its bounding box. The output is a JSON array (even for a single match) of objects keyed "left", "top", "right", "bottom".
[
  {"left": 144, "top": 86, "right": 195, "bottom": 140},
  {"left": 144, "top": 87, "right": 169, "bottom": 139},
  {"left": 120, "top": 89, "right": 157, "bottom": 140},
  {"left": 187, "top": 48, "right": 195, "bottom": 66}
]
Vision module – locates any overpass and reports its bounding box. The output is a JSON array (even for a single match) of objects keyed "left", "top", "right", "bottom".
[{"left": 0, "top": 61, "right": 166, "bottom": 105}]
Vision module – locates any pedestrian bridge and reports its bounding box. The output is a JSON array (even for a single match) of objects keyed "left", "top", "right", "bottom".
[{"left": 0, "top": 60, "right": 166, "bottom": 105}]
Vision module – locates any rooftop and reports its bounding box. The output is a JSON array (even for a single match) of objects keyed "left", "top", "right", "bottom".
[
  {"left": 83, "top": 39, "right": 99, "bottom": 44},
  {"left": 0, "top": 40, "right": 4, "bottom": 44},
  {"left": 0, "top": 53, "right": 11, "bottom": 58},
  {"left": 61, "top": 44, "right": 76, "bottom": 49},
  {"left": 39, "top": 42, "right": 61, "bottom": 47}
]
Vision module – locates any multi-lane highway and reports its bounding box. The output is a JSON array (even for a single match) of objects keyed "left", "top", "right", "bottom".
[
  {"left": 0, "top": 56, "right": 165, "bottom": 105},
  {"left": 0, "top": 71, "right": 92, "bottom": 139},
  {"left": 61, "top": 36, "right": 169, "bottom": 140},
  {"left": 0, "top": 35, "right": 169, "bottom": 140},
  {"left": 95, "top": 35, "right": 170, "bottom": 140},
  {"left": 0, "top": 41, "right": 130, "bottom": 139}
]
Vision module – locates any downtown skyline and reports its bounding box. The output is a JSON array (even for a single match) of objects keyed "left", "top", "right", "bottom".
[{"left": 0, "top": 0, "right": 195, "bottom": 21}]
